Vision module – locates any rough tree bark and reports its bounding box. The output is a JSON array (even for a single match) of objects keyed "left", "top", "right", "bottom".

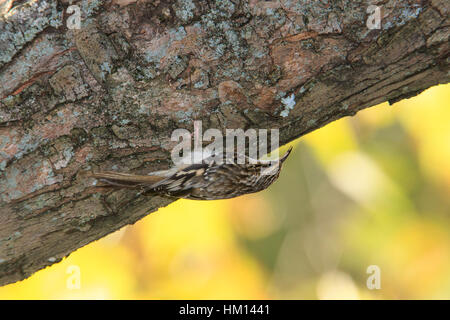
[{"left": 0, "top": 0, "right": 448, "bottom": 286}]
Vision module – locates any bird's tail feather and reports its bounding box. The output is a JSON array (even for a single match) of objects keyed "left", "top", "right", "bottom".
[{"left": 85, "top": 171, "right": 164, "bottom": 188}]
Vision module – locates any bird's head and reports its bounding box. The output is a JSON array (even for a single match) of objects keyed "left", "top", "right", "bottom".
[{"left": 257, "top": 146, "right": 293, "bottom": 188}]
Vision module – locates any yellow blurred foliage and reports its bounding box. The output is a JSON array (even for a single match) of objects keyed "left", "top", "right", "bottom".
[{"left": 0, "top": 84, "right": 449, "bottom": 299}]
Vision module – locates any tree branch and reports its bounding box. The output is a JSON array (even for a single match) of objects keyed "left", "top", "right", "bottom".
[{"left": 0, "top": 0, "right": 448, "bottom": 286}]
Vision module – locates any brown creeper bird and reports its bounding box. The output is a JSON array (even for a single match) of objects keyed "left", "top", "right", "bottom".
[{"left": 87, "top": 147, "right": 293, "bottom": 200}]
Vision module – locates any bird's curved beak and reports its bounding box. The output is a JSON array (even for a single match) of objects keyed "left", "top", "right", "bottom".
[{"left": 280, "top": 146, "right": 293, "bottom": 163}]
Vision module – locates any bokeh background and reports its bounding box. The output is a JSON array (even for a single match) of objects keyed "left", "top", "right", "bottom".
[{"left": 1, "top": 84, "right": 449, "bottom": 299}]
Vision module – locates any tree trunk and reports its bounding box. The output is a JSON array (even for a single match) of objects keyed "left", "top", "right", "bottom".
[{"left": 0, "top": 0, "right": 448, "bottom": 286}]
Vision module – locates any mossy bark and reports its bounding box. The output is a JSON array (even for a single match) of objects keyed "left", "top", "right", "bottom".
[{"left": 0, "top": 0, "right": 449, "bottom": 286}]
